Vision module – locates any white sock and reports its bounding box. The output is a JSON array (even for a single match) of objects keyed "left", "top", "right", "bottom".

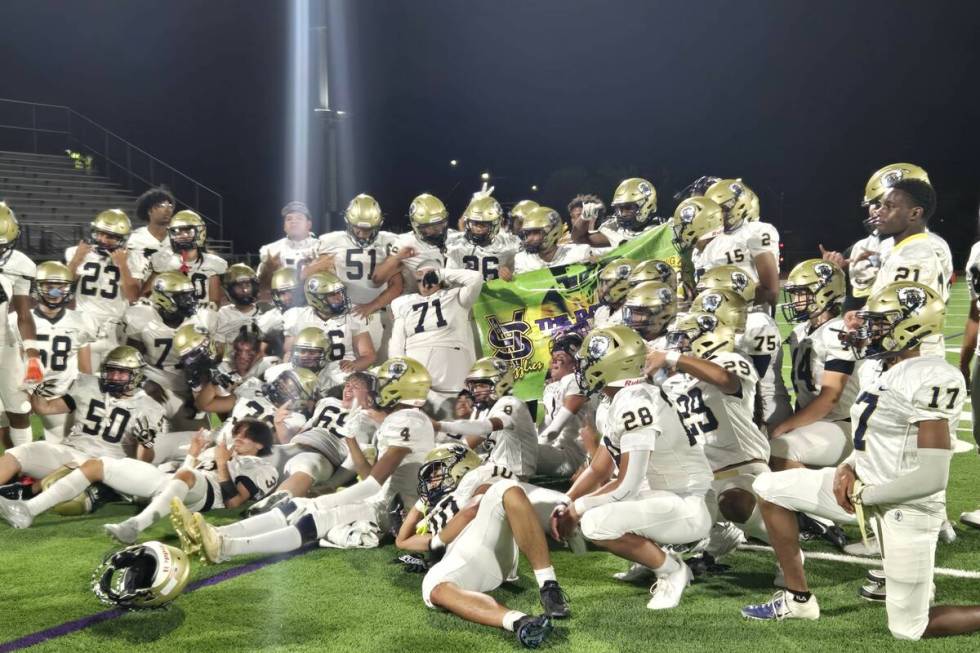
[
  {"left": 737, "top": 505, "right": 769, "bottom": 544},
  {"left": 533, "top": 566, "right": 557, "bottom": 588},
  {"left": 222, "top": 526, "right": 303, "bottom": 556},
  {"left": 9, "top": 426, "right": 32, "bottom": 447},
  {"left": 502, "top": 610, "right": 526, "bottom": 632},
  {"left": 219, "top": 509, "right": 289, "bottom": 538},
  {"left": 25, "top": 469, "right": 89, "bottom": 516},
  {"left": 654, "top": 553, "right": 681, "bottom": 576},
  {"left": 131, "top": 479, "right": 190, "bottom": 531}
]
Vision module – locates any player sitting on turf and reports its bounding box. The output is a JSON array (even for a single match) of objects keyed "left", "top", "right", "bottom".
[
  {"left": 536, "top": 330, "right": 590, "bottom": 478},
  {"left": 740, "top": 281, "right": 980, "bottom": 641},
  {"left": 171, "top": 357, "right": 437, "bottom": 559},
  {"left": 553, "top": 325, "right": 713, "bottom": 611},
  {"left": 394, "top": 444, "right": 569, "bottom": 649}
]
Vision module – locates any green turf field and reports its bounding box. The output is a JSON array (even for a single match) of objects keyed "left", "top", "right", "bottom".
[{"left": 1, "top": 283, "right": 978, "bottom": 652}]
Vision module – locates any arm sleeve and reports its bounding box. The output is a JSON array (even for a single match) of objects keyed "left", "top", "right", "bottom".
[
  {"left": 442, "top": 269, "right": 484, "bottom": 309},
  {"left": 573, "top": 447, "right": 650, "bottom": 514},
  {"left": 860, "top": 448, "right": 952, "bottom": 506},
  {"left": 438, "top": 416, "right": 514, "bottom": 437}
]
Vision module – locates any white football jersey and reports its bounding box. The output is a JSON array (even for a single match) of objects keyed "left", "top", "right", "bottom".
[
  {"left": 63, "top": 374, "right": 168, "bottom": 458},
  {"left": 661, "top": 350, "right": 768, "bottom": 470},
  {"left": 292, "top": 396, "right": 380, "bottom": 467},
  {"left": 283, "top": 306, "right": 368, "bottom": 385},
  {"left": 214, "top": 376, "right": 307, "bottom": 444},
  {"left": 214, "top": 305, "right": 280, "bottom": 344},
  {"left": 259, "top": 236, "right": 320, "bottom": 271},
  {"left": 848, "top": 233, "right": 887, "bottom": 298},
  {"left": 64, "top": 247, "right": 141, "bottom": 323},
  {"left": 738, "top": 310, "right": 791, "bottom": 422},
  {"left": 541, "top": 373, "right": 588, "bottom": 450},
  {"left": 595, "top": 382, "right": 712, "bottom": 495},
  {"left": 316, "top": 230, "right": 397, "bottom": 305},
  {"left": 446, "top": 231, "right": 519, "bottom": 282},
  {"left": 389, "top": 269, "right": 483, "bottom": 355},
  {"left": 788, "top": 317, "right": 860, "bottom": 421},
  {"left": 390, "top": 231, "right": 450, "bottom": 293},
  {"left": 124, "top": 301, "right": 217, "bottom": 393},
  {"left": 148, "top": 251, "right": 228, "bottom": 304},
  {"left": 871, "top": 232, "right": 952, "bottom": 302},
  {"left": 193, "top": 448, "right": 279, "bottom": 505},
  {"left": 514, "top": 243, "right": 593, "bottom": 274},
  {"left": 692, "top": 232, "right": 757, "bottom": 283},
  {"left": 0, "top": 249, "right": 36, "bottom": 343},
  {"left": 851, "top": 356, "right": 964, "bottom": 517},
  {"left": 592, "top": 303, "right": 625, "bottom": 329},
  {"left": 28, "top": 308, "right": 98, "bottom": 395},
  {"left": 474, "top": 395, "right": 538, "bottom": 478},
  {"left": 967, "top": 241, "right": 980, "bottom": 354},
  {"left": 731, "top": 221, "right": 780, "bottom": 265},
  {"left": 415, "top": 464, "right": 513, "bottom": 536},
  {"left": 374, "top": 407, "right": 437, "bottom": 505},
  {"left": 127, "top": 227, "right": 171, "bottom": 259},
  {"left": 596, "top": 220, "right": 659, "bottom": 248}
]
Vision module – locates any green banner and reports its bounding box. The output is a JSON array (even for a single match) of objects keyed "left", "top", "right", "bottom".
[{"left": 474, "top": 224, "right": 683, "bottom": 400}]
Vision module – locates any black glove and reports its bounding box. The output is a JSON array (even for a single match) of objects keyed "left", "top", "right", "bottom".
[{"left": 392, "top": 553, "right": 430, "bottom": 574}]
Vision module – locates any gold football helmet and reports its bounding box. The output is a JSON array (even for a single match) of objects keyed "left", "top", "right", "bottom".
[
  {"left": 863, "top": 163, "right": 930, "bottom": 207},
  {"left": 597, "top": 258, "right": 638, "bottom": 306},
  {"left": 611, "top": 177, "right": 658, "bottom": 229},
  {"left": 33, "top": 261, "right": 76, "bottom": 309},
  {"left": 89, "top": 209, "right": 131, "bottom": 253},
  {"left": 408, "top": 193, "right": 449, "bottom": 248},
  {"left": 375, "top": 357, "right": 432, "bottom": 408},
  {"left": 345, "top": 193, "right": 383, "bottom": 247},
  {"left": 780, "top": 258, "right": 846, "bottom": 323},
  {"left": 151, "top": 271, "right": 197, "bottom": 320},
  {"left": 173, "top": 323, "right": 217, "bottom": 370},
  {"left": 507, "top": 199, "right": 539, "bottom": 233},
  {"left": 666, "top": 312, "right": 735, "bottom": 359},
  {"left": 168, "top": 210, "right": 207, "bottom": 251},
  {"left": 705, "top": 178, "right": 753, "bottom": 230},
  {"left": 305, "top": 271, "right": 349, "bottom": 317},
  {"left": 519, "top": 206, "right": 563, "bottom": 254},
  {"left": 621, "top": 281, "right": 676, "bottom": 341},
  {"left": 271, "top": 267, "right": 300, "bottom": 312},
  {"left": 291, "top": 326, "right": 329, "bottom": 372},
  {"left": 671, "top": 197, "right": 724, "bottom": 251},
  {"left": 93, "top": 541, "right": 191, "bottom": 609},
  {"left": 465, "top": 357, "right": 515, "bottom": 408},
  {"left": 222, "top": 263, "right": 259, "bottom": 305},
  {"left": 417, "top": 443, "right": 481, "bottom": 506},
  {"left": 691, "top": 288, "right": 748, "bottom": 332},
  {"left": 0, "top": 201, "right": 20, "bottom": 262},
  {"left": 743, "top": 186, "right": 761, "bottom": 222},
  {"left": 264, "top": 367, "right": 319, "bottom": 408},
  {"left": 100, "top": 345, "right": 147, "bottom": 396},
  {"left": 694, "top": 264, "right": 757, "bottom": 302},
  {"left": 40, "top": 466, "right": 94, "bottom": 516},
  {"left": 853, "top": 281, "right": 944, "bottom": 359},
  {"left": 576, "top": 325, "right": 648, "bottom": 395},
  {"left": 629, "top": 259, "right": 677, "bottom": 290},
  {"left": 462, "top": 196, "right": 503, "bottom": 246}
]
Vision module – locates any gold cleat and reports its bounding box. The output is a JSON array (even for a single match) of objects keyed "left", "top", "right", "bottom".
[
  {"left": 194, "top": 512, "right": 227, "bottom": 564},
  {"left": 170, "top": 497, "right": 201, "bottom": 554}
]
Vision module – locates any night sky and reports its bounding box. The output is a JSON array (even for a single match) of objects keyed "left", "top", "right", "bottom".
[{"left": 3, "top": 0, "right": 980, "bottom": 266}]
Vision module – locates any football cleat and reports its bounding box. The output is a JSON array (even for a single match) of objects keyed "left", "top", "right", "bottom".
[
  {"left": 613, "top": 561, "right": 653, "bottom": 582},
  {"left": 103, "top": 520, "right": 140, "bottom": 545},
  {"left": 243, "top": 490, "right": 291, "bottom": 517},
  {"left": 0, "top": 496, "right": 32, "bottom": 529},
  {"left": 859, "top": 569, "right": 887, "bottom": 603},
  {"left": 170, "top": 497, "right": 201, "bottom": 554},
  {"left": 960, "top": 509, "right": 980, "bottom": 530},
  {"left": 938, "top": 520, "right": 957, "bottom": 544},
  {"left": 0, "top": 480, "right": 33, "bottom": 501},
  {"left": 647, "top": 555, "right": 693, "bottom": 610},
  {"left": 704, "top": 521, "right": 745, "bottom": 559},
  {"left": 797, "top": 513, "right": 848, "bottom": 551},
  {"left": 539, "top": 580, "right": 570, "bottom": 619},
  {"left": 741, "top": 590, "right": 820, "bottom": 621},
  {"left": 843, "top": 536, "right": 880, "bottom": 557},
  {"left": 194, "top": 513, "right": 227, "bottom": 564},
  {"left": 514, "top": 614, "right": 552, "bottom": 649}
]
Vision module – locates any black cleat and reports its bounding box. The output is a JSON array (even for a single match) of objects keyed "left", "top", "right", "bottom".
[
  {"left": 819, "top": 525, "right": 848, "bottom": 551},
  {"left": 539, "top": 580, "right": 570, "bottom": 618},
  {"left": 797, "top": 513, "right": 848, "bottom": 551},
  {"left": 0, "top": 481, "right": 33, "bottom": 501},
  {"left": 515, "top": 614, "right": 552, "bottom": 649},
  {"left": 859, "top": 568, "right": 886, "bottom": 602}
]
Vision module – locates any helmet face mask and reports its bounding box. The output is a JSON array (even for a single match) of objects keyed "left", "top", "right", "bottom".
[
  {"left": 33, "top": 261, "right": 76, "bottom": 310},
  {"left": 167, "top": 210, "right": 207, "bottom": 252},
  {"left": 622, "top": 304, "right": 668, "bottom": 340},
  {"left": 409, "top": 194, "right": 450, "bottom": 249},
  {"left": 305, "top": 273, "right": 349, "bottom": 318},
  {"left": 464, "top": 357, "right": 514, "bottom": 409},
  {"left": 169, "top": 225, "right": 199, "bottom": 251},
  {"left": 520, "top": 227, "right": 546, "bottom": 254},
  {"left": 417, "top": 220, "right": 448, "bottom": 248},
  {"left": 613, "top": 202, "right": 640, "bottom": 230},
  {"left": 851, "top": 311, "right": 898, "bottom": 360},
  {"left": 464, "top": 219, "right": 496, "bottom": 246},
  {"left": 779, "top": 259, "right": 845, "bottom": 323},
  {"left": 99, "top": 347, "right": 146, "bottom": 397},
  {"left": 345, "top": 194, "right": 383, "bottom": 247},
  {"left": 272, "top": 287, "right": 297, "bottom": 312},
  {"left": 780, "top": 286, "right": 817, "bottom": 323},
  {"left": 416, "top": 444, "right": 479, "bottom": 506},
  {"left": 89, "top": 228, "right": 127, "bottom": 254},
  {"left": 228, "top": 280, "right": 258, "bottom": 305},
  {"left": 666, "top": 313, "right": 731, "bottom": 358},
  {"left": 290, "top": 328, "right": 329, "bottom": 372},
  {"left": 92, "top": 542, "right": 190, "bottom": 610},
  {"left": 263, "top": 369, "right": 316, "bottom": 409},
  {"left": 611, "top": 178, "right": 658, "bottom": 228}
]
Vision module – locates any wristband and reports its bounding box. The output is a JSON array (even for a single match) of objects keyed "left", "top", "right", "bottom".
[
  {"left": 430, "top": 533, "right": 445, "bottom": 551},
  {"left": 665, "top": 350, "right": 681, "bottom": 370}
]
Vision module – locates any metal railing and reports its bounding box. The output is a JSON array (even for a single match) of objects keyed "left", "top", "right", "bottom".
[{"left": 0, "top": 98, "right": 224, "bottom": 239}]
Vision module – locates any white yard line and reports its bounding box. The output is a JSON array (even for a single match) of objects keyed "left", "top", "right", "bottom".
[{"left": 737, "top": 544, "right": 980, "bottom": 579}]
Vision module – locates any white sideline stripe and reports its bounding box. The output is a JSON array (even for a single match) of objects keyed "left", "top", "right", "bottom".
[{"left": 737, "top": 544, "right": 980, "bottom": 579}]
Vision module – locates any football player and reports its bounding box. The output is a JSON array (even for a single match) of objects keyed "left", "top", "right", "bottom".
[
  {"left": 146, "top": 210, "right": 228, "bottom": 306},
  {"left": 262, "top": 326, "right": 335, "bottom": 395},
  {"left": 256, "top": 201, "right": 320, "bottom": 286},
  {"left": 396, "top": 445, "right": 569, "bottom": 648},
  {"left": 283, "top": 271, "right": 376, "bottom": 389},
  {"left": 0, "top": 346, "right": 167, "bottom": 527},
  {"left": 23, "top": 261, "right": 98, "bottom": 442},
  {"left": 536, "top": 331, "right": 590, "bottom": 477},
  {"left": 769, "top": 259, "right": 858, "bottom": 470},
  {"left": 740, "top": 282, "right": 980, "bottom": 641},
  {"left": 621, "top": 280, "right": 677, "bottom": 348},
  {"left": 648, "top": 312, "right": 771, "bottom": 552},
  {"left": 214, "top": 264, "right": 278, "bottom": 347},
  {"left": 389, "top": 262, "right": 482, "bottom": 415},
  {"left": 592, "top": 258, "right": 637, "bottom": 328},
  {"left": 553, "top": 326, "right": 713, "bottom": 610},
  {"left": 959, "top": 237, "right": 980, "bottom": 529},
  {"left": 373, "top": 193, "right": 452, "bottom": 293},
  {"left": 310, "top": 194, "right": 403, "bottom": 351},
  {"left": 571, "top": 178, "right": 661, "bottom": 248},
  {"left": 172, "top": 357, "right": 437, "bottom": 559},
  {"left": 505, "top": 199, "right": 539, "bottom": 236},
  {"left": 128, "top": 187, "right": 175, "bottom": 258},
  {"left": 448, "top": 195, "right": 519, "bottom": 282},
  {"left": 514, "top": 206, "right": 594, "bottom": 274},
  {"left": 65, "top": 208, "right": 144, "bottom": 368},
  {"left": 258, "top": 266, "right": 305, "bottom": 356},
  {"left": 435, "top": 357, "right": 538, "bottom": 479}
]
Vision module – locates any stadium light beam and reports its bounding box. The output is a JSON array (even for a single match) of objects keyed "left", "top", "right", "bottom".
[{"left": 286, "top": 0, "right": 311, "bottom": 204}]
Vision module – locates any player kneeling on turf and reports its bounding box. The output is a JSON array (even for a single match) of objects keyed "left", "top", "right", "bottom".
[
  {"left": 396, "top": 444, "right": 569, "bottom": 649},
  {"left": 741, "top": 282, "right": 980, "bottom": 640}
]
